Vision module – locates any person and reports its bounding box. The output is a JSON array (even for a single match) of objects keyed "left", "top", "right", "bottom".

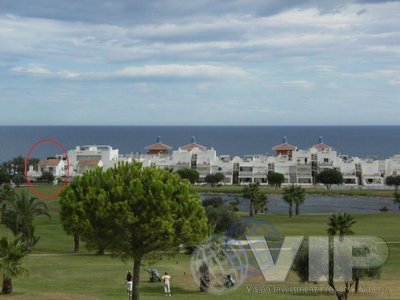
[
  {"left": 161, "top": 272, "right": 171, "bottom": 296},
  {"left": 126, "top": 271, "right": 133, "bottom": 298}
]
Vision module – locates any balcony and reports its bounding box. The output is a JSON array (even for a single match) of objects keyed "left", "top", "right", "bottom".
[
  {"left": 319, "top": 162, "right": 333, "bottom": 166},
  {"left": 239, "top": 171, "right": 253, "bottom": 177},
  {"left": 297, "top": 172, "right": 312, "bottom": 177}
]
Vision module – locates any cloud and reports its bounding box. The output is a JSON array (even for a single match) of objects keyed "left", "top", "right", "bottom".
[
  {"left": 270, "top": 80, "right": 316, "bottom": 90},
  {"left": 1, "top": 1, "right": 399, "bottom": 64},
  {"left": 10, "top": 64, "right": 249, "bottom": 80},
  {"left": 11, "top": 65, "right": 52, "bottom": 75},
  {"left": 1, "top": 0, "right": 400, "bottom": 125},
  {"left": 388, "top": 78, "right": 400, "bottom": 86},
  {"left": 339, "top": 69, "right": 400, "bottom": 79}
]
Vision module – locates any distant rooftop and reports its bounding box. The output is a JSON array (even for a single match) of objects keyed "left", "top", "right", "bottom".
[
  {"left": 312, "top": 136, "right": 333, "bottom": 151},
  {"left": 180, "top": 136, "right": 207, "bottom": 151},
  {"left": 77, "top": 145, "right": 114, "bottom": 151},
  {"left": 145, "top": 136, "right": 172, "bottom": 151},
  {"left": 272, "top": 136, "right": 296, "bottom": 151}
]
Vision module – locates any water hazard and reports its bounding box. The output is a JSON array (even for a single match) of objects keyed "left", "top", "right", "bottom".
[{"left": 200, "top": 193, "right": 398, "bottom": 214}]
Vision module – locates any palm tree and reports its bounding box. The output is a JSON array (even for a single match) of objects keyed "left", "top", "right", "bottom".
[
  {"left": 327, "top": 213, "right": 368, "bottom": 294},
  {"left": 282, "top": 189, "right": 293, "bottom": 217},
  {"left": 282, "top": 185, "right": 306, "bottom": 217},
  {"left": 293, "top": 186, "right": 306, "bottom": 215},
  {"left": 0, "top": 235, "right": 28, "bottom": 294},
  {"left": 0, "top": 184, "right": 15, "bottom": 208},
  {"left": 327, "top": 212, "right": 356, "bottom": 239},
  {"left": 1, "top": 191, "right": 50, "bottom": 250},
  {"left": 393, "top": 191, "right": 400, "bottom": 210},
  {"left": 242, "top": 182, "right": 267, "bottom": 216}
]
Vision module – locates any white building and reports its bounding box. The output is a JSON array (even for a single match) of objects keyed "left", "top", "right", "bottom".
[
  {"left": 31, "top": 137, "right": 400, "bottom": 188},
  {"left": 385, "top": 155, "right": 400, "bottom": 177},
  {"left": 28, "top": 158, "right": 66, "bottom": 180},
  {"left": 359, "top": 158, "right": 385, "bottom": 186},
  {"left": 334, "top": 156, "right": 360, "bottom": 185},
  {"left": 68, "top": 145, "right": 118, "bottom": 175}
]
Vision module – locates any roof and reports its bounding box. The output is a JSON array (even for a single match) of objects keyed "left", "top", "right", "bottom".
[
  {"left": 272, "top": 136, "right": 296, "bottom": 151},
  {"left": 312, "top": 143, "right": 331, "bottom": 151},
  {"left": 145, "top": 136, "right": 172, "bottom": 151},
  {"left": 38, "top": 159, "right": 62, "bottom": 167},
  {"left": 272, "top": 143, "right": 296, "bottom": 151},
  {"left": 181, "top": 143, "right": 207, "bottom": 151},
  {"left": 77, "top": 159, "right": 101, "bottom": 167},
  {"left": 145, "top": 143, "right": 172, "bottom": 151},
  {"left": 180, "top": 136, "right": 206, "bottom": 151},
  {"left": 311, "top": 136, "right": 332, "bottom": 151}
]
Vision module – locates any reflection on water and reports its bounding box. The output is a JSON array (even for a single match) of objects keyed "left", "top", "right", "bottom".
[{"left": 200, "top": 194, "right": 398, "bottom": 214}]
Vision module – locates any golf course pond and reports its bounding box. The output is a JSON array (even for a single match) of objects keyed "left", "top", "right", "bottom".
[{"left": 200, "top": 193, "right": 399, "bottom": 214}]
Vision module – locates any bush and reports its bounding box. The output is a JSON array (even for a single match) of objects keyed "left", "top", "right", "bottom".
[
  {"left": 39, "top": 172, "right": 55, "bottom": 183},
  {"left": 11, "top": 174, "right": 25, "bottom": 187},
  {"left": 267, "top": 172, "right": 285, "bottom": 188},
  {"left": 176, "top": 168, "right": 199, "bottom": 184},
  {"left": 385, "top": 175, "right": 400, "bottom": 191},
  {"left": 205, "top": 173, "right": 225, "bottom": 186},
  {"left": 316, "top": 169, "right": 343, "bottom": 189}
]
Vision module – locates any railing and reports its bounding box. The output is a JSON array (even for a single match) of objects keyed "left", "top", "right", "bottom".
[
  {"left": 239, "top": 172, "right": 253, "bottom": 177},
  {"left": 319, "top": 162, "right": 333, "bottom": 166}
]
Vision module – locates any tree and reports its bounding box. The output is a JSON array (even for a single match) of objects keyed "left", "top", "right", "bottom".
[
  {"left": 394, "top": 191, "right": 400, "bottom": 210},
  {"left": 385, "top": 175, "right": 400, "bottom": 191},
  {"left": 0, "top": 157, "right": 39, "bottom": 179},
  {"left": 39, "top": 171, "right": 55, "bottom": 183},
  {"left": 176, "top": 168, "right": 200, "bottom": 184},
  {"left": 0, "top": 236, "right": 28, "bottom": 294},
  {"left": 316, "top": 169, "right": 343, "bottom": 189},
  {"left": 242, "top": 182, "right": 268, "bottom": 217},
  {"left": 202, "top": 197, "right": 246, "bottom": 238},
  {"left": 294, "top": 213, "right": 380, "bottom": 300},
  {"left": 267, "top": 172, "right": 285, "bottom": 188},
  {"left": 0, "top": 171, "right": 10, "bottom": 186},
  {"left": 1, "top": 191, "right": 50, "bottom": 251},
  {"left": 11, "top": 174, "right": 25, "bottom": 187},
  {"left": 0, "top": 184, "right": 14, "bottom": 208},
  {"left": 59, "top": 162, "right": 208, "bottom": 300},
  {"left": 282, "top": 185, "right": 306, "bottom": 217},
  {"left": 327, "top": 212, "right": 356, "bottom": 239},
  {"left": 205, "top": 173, "right": 225, "bottom": 186},
  {"left": 59, "top": 179, "right": 86, "bottom": 252},
  {"left": 327, "top": 213, "right": 380, "bottom": 295}
]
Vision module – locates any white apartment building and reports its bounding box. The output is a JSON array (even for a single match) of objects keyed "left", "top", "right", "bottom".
[
  {"left": 68, "top": 145, "right": 119, "bottom": 175},
  {"left": 27, "top": 137, "right": 400, "bottom": 188},
  {"left": 27, "top": 158, "right": 66, "bottom": 180}
]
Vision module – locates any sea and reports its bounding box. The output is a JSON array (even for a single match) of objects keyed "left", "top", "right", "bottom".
[{"left": 0, "top": 126, "right": 399, "bottom": 162}]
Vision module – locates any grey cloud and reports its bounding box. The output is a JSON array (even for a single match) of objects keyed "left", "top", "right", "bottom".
[{"left": 0, "top": 0, "right": 391, "bottom": 25}]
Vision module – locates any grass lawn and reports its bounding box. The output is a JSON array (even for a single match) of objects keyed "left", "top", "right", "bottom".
[{"left": 0, "top": 185, "right": 399, "bottom": 299}]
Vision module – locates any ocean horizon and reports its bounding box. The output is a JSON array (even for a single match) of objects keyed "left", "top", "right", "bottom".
[{"left": 0, "top": 125, "right": 399, "bottom": 162}]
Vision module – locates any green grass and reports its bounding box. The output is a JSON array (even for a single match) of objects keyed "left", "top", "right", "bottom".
[
  {"left": 194, "top": 185, "right": 396, "bottom": 198},
  {"left": 1, "top": 185, "right": 399, "bottom": 299}
]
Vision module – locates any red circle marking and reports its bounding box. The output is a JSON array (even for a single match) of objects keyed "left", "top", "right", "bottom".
[{"left": 24, "top": 138, "right": 70, "bottom": 199}]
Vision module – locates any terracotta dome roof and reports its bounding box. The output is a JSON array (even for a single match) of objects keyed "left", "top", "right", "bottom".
[
  {"left": 312, "top": 136, "right": 332, "bottom": 151},
  {"left": 180, "top": 136, "right": 206, "bottom": 151},
  {"left": 145, "top": 136, "right": 172, "bottom": 151},
  {"left": 272, "top": 136, "right": 296, "bottom": 151}
]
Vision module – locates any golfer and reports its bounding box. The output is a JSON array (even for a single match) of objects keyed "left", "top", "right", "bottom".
[
  {"left": 161, "top": 272, "right": 171, "bottom": 296},
  {"left": 126, "top": 271, "right": 133, "bottom": 298}
]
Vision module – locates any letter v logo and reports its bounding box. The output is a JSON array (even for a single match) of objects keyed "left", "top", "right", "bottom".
[{"left": 246, "top": 236, "right": 303, "bottom": 282}]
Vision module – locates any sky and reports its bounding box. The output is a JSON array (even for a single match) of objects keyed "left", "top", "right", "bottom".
[{"left": 0, "top": 0, "right": 399, "bottom": 125}]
